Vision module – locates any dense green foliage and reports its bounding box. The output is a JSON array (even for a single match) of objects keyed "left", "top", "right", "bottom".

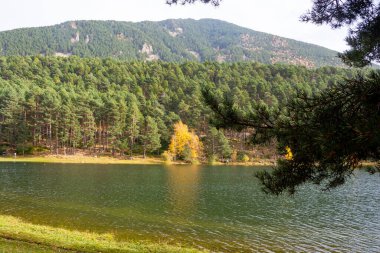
[
  {"left": 0, "top": 19, "right": 344, "bottom": 68},
  {"left": 302, "top": 0, "right": 380, "bottom": 67},
  {"left": 204, "top": 66, "right": 379, "bottom": 194},
  {"left": 0, "top": 56, "right": 352, "bottom": 158},
  {"left": 201, "top": 0, "right": 380, "bottom": 193},
  {"left": 257, "top": 72, "right": 380, "bottom": 194}
]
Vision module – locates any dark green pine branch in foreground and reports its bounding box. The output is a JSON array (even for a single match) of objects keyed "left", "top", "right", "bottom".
[
  {"left": 257, "top": 73, "right": 380, "bottom": 194},
  {"left": 200, "top": 0, "right": 380, "bottom": 194},
  {"left": 202, "top": 72, "right": 380, "bottom": 194}
]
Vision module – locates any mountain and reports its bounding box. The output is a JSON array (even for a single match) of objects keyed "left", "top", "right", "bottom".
[{"left": 0, "top": 19, "right": 344, "bottom": 67}]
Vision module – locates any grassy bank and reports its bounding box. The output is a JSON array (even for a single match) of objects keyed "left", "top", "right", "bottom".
[
  {"left": 0, "top": 215, "right": 206, "bottom": 253},
  {"left": 0, "top": 237, "right": 69, "bottom": 253},
  {"left": 0, "top": 155, "right": 275, "bottom": 166}
]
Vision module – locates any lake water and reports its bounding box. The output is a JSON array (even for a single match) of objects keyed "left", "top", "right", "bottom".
[{"left": 0, "top": 163, "right": 379, "bottom": 252}]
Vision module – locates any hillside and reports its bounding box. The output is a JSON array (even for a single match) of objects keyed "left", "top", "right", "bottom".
[
  {"left": 0, "top": 19, "right": 344, "bottom": 67},
  {"left": 0, "top": 56, "right": 354, "bottom": 160}
]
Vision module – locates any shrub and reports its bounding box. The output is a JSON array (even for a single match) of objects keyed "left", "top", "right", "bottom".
[
  {"left": 208, "top": 154, "right": 218, "bottom": 165},
  {"left": 162, "top": 151, "right": 173, "bottom": 162},
  {"left": 231, "top": 150, "right": 238, "bottom": 162},
  {"left": 16, "top": 145, "right": 34, "bottom": 155},
  {"left": 242, "top": 154, "right": 250, "bottom": 163}
]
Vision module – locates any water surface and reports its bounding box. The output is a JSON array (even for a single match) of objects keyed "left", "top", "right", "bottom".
[{"left": 0, "top": 163, "right": 379, "bottom": 252}]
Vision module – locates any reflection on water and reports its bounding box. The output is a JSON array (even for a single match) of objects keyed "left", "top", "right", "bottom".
[
  {"left": 166, "top": 165, "right": 201, "bottom": 214},
  {"left": 0, "top": 163, "right": 379, "bottom": 252}
]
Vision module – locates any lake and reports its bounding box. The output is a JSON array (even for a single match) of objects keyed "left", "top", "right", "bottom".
[{"left": 0, "top": 163, "right": 379, "bottom": 252}]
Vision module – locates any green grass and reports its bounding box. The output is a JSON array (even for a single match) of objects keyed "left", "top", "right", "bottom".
[
  {"left": 0, "top": 215, "right": 206, "bottom": 253},
  {"left": 0, "top": 237, "right": 69, "bottom": 253}
]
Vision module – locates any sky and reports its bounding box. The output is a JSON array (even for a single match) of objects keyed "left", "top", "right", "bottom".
[{"left": 0, "top": 0, "right": 349, "bottom": 52}]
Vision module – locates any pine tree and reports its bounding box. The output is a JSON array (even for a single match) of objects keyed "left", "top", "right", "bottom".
[
  {"left": 141, "top": 116, "right": 161, "bottom": 158},
  {"left": 125, "top": 95, "right": 143, "bottom": 157}
]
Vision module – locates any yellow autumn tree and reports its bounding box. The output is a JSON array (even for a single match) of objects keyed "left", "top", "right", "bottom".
[
  {"left": 285, "top": 146, "right": 293, "bottom": 160},
  {"left": 168, "top": 121, "right": 203, "bottom": 163}
]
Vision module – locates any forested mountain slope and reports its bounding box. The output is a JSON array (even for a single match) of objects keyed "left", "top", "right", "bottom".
[
  {"left": 0, "top": 19, "right": 344, "bottom": 68},
  {"left": 0, "top": 56, "right": 355, "bottom": 159}
]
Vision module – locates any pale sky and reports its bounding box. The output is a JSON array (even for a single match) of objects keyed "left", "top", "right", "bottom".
[{"left": 1, "top": 0, "right": 349, "bottom": 52}]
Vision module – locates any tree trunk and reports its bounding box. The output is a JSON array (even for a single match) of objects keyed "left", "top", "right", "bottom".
[
  {"left": 55, "top": 114, "right": 59, "bottom": 155},
  {"left": 49, "top": 116, "right": 52, "bottom": 154}
]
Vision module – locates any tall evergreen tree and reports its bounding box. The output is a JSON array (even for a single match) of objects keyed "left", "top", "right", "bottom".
[
  {"left": 141, "top": 116, "right": 161, "bottom": 158},
  {"left": 125, "top": 94, "right": 143, "bottom": 157}
]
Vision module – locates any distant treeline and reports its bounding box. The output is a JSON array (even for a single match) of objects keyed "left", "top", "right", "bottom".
[{"left": 0, "top": 56, "right": 356, "bottom": 160}]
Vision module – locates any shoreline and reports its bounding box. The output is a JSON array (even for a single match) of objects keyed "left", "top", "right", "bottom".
[
  {"left": 0, "top": 155, "right": 376, "bottom": 168},
  {"left": 0, "top": 215, "right": 205, "bottom": 253},
  {"left": 0, "top": 155, "right": 276, "bottom": 166}
]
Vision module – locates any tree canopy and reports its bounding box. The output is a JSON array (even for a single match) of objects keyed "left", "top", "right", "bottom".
[
  {"left": 0, "top": 19, "right": 343, "bottom": 67},
  {"left": 198, "top": 0, "right": 380, "bottom": 194},
  {"left": 168, "top": 0, "right": 380, "bottom": 67},
  {"left": 301, "top": 0, "right": 380, "bottom": 67},
  {"left": 257, "top": 72, "right": 380, "bottom": 194},
  {"left": 168, "top": 121, "right": 203, "bottom": 163},
  {"left": 0, "top": 56, "right": 352, "bottom": 162}
]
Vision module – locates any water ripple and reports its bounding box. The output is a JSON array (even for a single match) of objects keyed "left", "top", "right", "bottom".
[{"left": 0, "top": 163, "right": 379, "bottom": 252}]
